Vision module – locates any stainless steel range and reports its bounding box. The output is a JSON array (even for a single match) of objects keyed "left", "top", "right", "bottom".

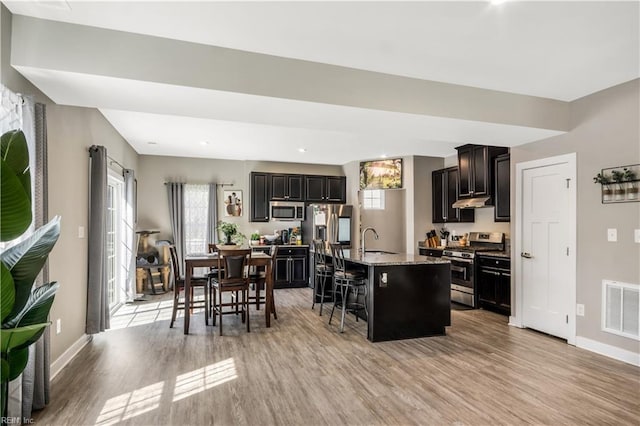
[{"left": 443, "top": 232, "right": 505, "bottom": 307}]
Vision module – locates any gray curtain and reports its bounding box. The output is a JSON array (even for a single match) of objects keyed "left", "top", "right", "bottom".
[
  {"left": 123, "top": 169, "right": 137, "bottom": 302},
  {"left": 207, "top": 183, "right": 218, "bottom": 245},
  {"left": 17, "top": 100, "right": 50, "bottom": 418},
  {"left": 86, "top": 145, "right": 110, "bottom": 334},
  {"left": 166, "top": 182, "right": 185, "bottom": 276}
]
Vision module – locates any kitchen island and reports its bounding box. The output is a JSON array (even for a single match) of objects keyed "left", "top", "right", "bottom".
[{"left": 323, "top": 249, "right": 451, "bottom": 342}]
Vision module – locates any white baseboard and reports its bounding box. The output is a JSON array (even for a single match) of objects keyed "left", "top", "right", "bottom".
[
  {"left": 576, "top": 336, "right": 640, "bottom": 367},
  {"left": 508, "top": 316, "right": 522, "bottom": 327},
  {"left": 50, "top": 334, "right": 92, "bottom": 380}
]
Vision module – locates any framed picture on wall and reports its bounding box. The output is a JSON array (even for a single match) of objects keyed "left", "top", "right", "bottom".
[
  {"left": 359, "top": 158, "right": 403, "bottom": 189},
  {"left": 223, "top": 190, "right": 243, "bottom": 216}
]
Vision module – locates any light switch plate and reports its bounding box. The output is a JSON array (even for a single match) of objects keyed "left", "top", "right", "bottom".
[
  {"left": 635, "top": 229, "right": 640, "bottom": 244},
  {"left": 78, "top": 226, "right": 85, "bottom": 239},
  {"left": 576, "top": 304, "right": 585, "bottom": 316},
  {"left": 607, "top": 228, "right": 617, "bottom": 242}
]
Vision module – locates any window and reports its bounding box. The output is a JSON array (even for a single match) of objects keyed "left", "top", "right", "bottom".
[
  {"left": 184, "top": 184, "right": 210, "bottom": 255},
  {"left": 107, "top": 173, "right": 125, "bottom": 310},
  {"left": 362, "top": 189, "right": 385, "bottom": 210}
]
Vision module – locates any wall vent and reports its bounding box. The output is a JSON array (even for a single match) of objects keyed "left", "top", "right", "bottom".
[{"left": 602, "top": 280, "right": 640, "bottom": 340}]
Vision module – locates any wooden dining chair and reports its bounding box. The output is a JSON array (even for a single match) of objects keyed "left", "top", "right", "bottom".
[
  {"left": 211, "top": 248, "right": 252, "bottom": 335},
  {"left": 249, "top": 245, "right": 278, "bottom": 317},
  {"left": 168, "top": 245, "right": 210, "bottom": 328}
]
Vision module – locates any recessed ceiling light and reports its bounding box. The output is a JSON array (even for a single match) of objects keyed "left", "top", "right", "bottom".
[
  {"left": 200, "top": 141, "right": 209, "bottom": 146},
  {"left": 490, "top": 0, "right": 506, "bottom": 5},
  {"left": 381, "top": 154, "right": 388, "bottom": 159},
  {"left": 298, "top": 148, "right": 307, "bottom": 153},
  {"left": 147, "top": 141, "right": 157, "bottom": 145}
]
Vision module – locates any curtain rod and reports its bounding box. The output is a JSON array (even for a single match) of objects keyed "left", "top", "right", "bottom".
[
  {"left": 107, "top": 155, "right": 125, "bottom": 171},
  {"left": 163, "top": 182, "right": 235, "bottom": 186}
]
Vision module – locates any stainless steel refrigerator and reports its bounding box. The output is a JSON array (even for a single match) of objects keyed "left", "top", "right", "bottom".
[{"left": 302, "top": 204, "right": 353, "bottom": 248}]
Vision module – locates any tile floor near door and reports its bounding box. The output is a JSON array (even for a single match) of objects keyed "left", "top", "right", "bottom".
[{"left": 37, "top": 288, "right": 639, "bottom": 425}]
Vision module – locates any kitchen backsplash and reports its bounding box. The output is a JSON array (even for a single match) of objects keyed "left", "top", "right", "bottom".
[{"left": 437, "top": 207, "right": 510, "bottom": 239}]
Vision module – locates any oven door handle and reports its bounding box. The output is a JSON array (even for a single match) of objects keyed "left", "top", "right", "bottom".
[{"left": 443, "top": 256, "right": 474, "bottom": 264}]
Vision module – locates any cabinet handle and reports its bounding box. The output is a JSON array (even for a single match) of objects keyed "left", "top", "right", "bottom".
[{"left": 483, "top": 270, "right": 500, "bottom": 276}]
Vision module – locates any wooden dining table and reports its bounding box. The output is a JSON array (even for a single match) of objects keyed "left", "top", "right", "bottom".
[{"left": 183, "top": 251, "right": 275, "bottom": 335}]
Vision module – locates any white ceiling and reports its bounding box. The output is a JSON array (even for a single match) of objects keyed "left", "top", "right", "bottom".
[{"left": 5, "top": 1, "right": 639, "bottom": 164}]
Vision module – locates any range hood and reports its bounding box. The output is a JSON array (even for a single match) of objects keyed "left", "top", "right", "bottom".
[{"left": 452, "top": 197, "right": 490, "bottom": 209}]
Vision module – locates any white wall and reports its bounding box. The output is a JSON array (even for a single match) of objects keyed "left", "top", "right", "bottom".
[{"left": 511, "top": 78, "right": 640, "bottom": 354}]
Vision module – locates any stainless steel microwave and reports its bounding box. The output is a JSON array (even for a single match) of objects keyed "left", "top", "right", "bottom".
[{"left": 270, "top": 201, "right": 305, "bottom": 221}]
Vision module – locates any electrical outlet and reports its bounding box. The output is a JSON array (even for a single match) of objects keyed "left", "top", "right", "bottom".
[
  {"left": 56, "top": 318, "right": 61, "bottom": 334},
  {"left": 607, "top": 228, "right": 617, "bottom": 242},
  {"left": 576, "top": 304, "right": 585, "bottom": 316},
  {"left": 635, "top": 229, "right": 640, "bottom": 244},
  {"left": 78, "top": 226, "right": 85, "bottom": 239}
]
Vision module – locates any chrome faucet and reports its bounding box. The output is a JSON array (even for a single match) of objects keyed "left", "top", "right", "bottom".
[{"left": 361, "top": 227, "right": 379, "bottom": 254}]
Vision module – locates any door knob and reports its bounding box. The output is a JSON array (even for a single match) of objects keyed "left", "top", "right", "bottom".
[{"left": 521, "top": 252, "right": 533, "bottom": 259}]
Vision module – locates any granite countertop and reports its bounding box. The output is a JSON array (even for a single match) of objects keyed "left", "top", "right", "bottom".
[
  {"left": 477, "top": 251, "right": 510, "bottom": 259},
  {"left": 340, "top": 249, "right": 450, "bottom": 266}
]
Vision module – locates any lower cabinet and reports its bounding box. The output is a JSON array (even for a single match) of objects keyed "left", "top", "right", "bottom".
[
  {"left": 477, "top": 256, "right": 511, "bottom": 315},
  {"left": 274, "top": 247, "right": 308, "bottom": 288}
]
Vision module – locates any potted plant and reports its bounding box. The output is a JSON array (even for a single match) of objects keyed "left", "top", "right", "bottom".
[
  {"left": 1, "top": 130, "right": 60, "bottom": 420},
  {"left": 623, "top": 167, "right": 638, "bottom": 200},
  {"left": 593, "top": 172, "right": 613, "bottom": 201},
  {"left": 611, "top": 169, "right": 626, "bottom": 201},
  {"left": 217, "top": 221, "right": 247, "bottom": 246},
  {"left": 250, "top": 232, "right": 261, "bottom": 246}
]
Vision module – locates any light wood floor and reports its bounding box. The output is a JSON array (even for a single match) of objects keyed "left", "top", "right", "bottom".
[{"left": 36, "top": 288, "right": 639, "bottom": 425}]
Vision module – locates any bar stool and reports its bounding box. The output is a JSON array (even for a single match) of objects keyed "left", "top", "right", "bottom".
[
  {"left": 328, "top": 244, "right": 368, "bottom": 333},
  {"left": 311, "top": 240, "right": 334, "bottom": 315}
]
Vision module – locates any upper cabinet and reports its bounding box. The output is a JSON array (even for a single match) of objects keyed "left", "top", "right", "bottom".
[
  {"left": 250, "top": 172, "right": 347, "bottom": 221},
  {"left": 432, "top": 167, "right": 474, "bottom": 223},
  {"left": 270, "top": 174, "right": 304, "bottom": 201},
  {"left": 494, "top": 154, "right": 510, "bottom": 222},
  {"left": 457, "top": 144, "right": 508, "bottom": 202},
  {"left": 305, "top": 175, "right": 346, "bottom": 203},
  {"left": 250, "top": 172, "right": 270, "bottom": 222}
]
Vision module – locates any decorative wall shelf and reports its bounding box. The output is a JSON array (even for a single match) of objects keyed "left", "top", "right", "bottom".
[{"left": 596, "top": 164, "right": 639, "bottom": 204}]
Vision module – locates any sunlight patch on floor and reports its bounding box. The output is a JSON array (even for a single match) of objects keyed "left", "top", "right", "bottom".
[
  {"left": 109, "top": 295, "right": 206, "bottom": 330},
  {"left": 173, "top": 358, "right": 238, "bottom": 402},
  {"left": 95, "top": 381, "right": 165, "bottom": 426}
]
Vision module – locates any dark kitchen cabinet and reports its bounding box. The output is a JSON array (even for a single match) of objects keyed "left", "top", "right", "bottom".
[
  {"left": 457, "top": 144, "right": 508, "bottom": 202},
  {"left": 270, "top": 174, "right": 304, "bottom": 201},
  {"left": 305, "top": 175, "right": 346, "bottom": 203},
  {"left": 274, "top": 247, "right": 308, "bottom": 288},
  {"left": 477, "top": 255, "right": 511, "bottom": 315},
  {"left": 250, "top": 172, "right": 270, "bottom": 222},
  {"left": 494, "top": 154, "right": 510, "bottom": 222},
  {"left": 432, "top": 167, "right": 474, "bottom": 223}
]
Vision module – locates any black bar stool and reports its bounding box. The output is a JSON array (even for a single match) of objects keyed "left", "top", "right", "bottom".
[
  {"left": 328, "top": 243, "right": 368, "bottom": 333},
  {"left": 311, "top": 240, "right": 334, "bottom": 315}
]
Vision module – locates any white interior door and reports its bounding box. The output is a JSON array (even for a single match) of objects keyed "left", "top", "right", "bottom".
[{"left": 517, "top": 154, "right": 576, "bottom": 342}]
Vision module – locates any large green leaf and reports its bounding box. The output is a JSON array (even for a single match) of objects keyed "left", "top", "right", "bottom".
[
  {"left": 0, "top": 158, "right": 32, "bottom": 242},
  {"left": 0, "top": 130, "right": 32, "bottom": 242},
  {"left": 5, "top": 347, "right": 28, "bottom": 382},
  {"left": 3, "top": 282, "right": 58, "bottom": 328},
  {"left": 0, "top": 323, "right": 49, "bottom": 353},
  {"left": 0, "top": 264, "right": 15, "bottom": 323},
  {"left": 1, "top": 217, "right": 60, "bottom": 320}
]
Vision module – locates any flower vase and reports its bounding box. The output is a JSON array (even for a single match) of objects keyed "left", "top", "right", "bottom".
[
  {"left": 614, "top": 185, "right": 625, "bottom": 201},
  {"left": 602, "top": 185, "right": 613, "bottom": 202},
  {"left": 627, "top": 183, "right": 638, "bottom": 201}
]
